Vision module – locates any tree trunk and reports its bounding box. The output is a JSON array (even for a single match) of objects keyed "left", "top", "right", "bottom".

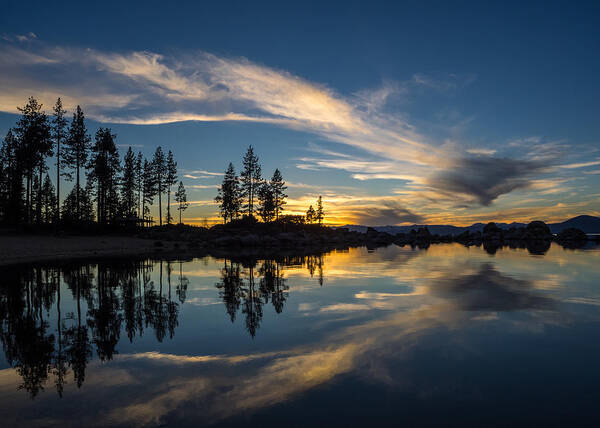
[
  {"left": 56, "top": 139, "right": 60, "bottom": 223},
  {"left": 167, "top": 189, "right": 171, "bottom": 225},
  {"left": 25, "top": 174, "right": 30, "bottom": 224},
  {"left": 76, "top": 159, "right": 80, "bottom": 222},
  {"left": 158, "top": 186, "right": 162, "bottom": 226},
  {"left": 38, "top": 164, "right": 43, "bottom": 224}
]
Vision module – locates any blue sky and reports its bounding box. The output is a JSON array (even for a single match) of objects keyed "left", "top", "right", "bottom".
[{"left": 1, "top": 0, "right": 599, "bottom": 225}]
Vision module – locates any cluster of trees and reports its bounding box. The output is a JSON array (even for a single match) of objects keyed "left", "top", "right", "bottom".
[
  {"left": 0, "top": 97, "right": 189, "bottom": 226},
  {"left": 215, "top": 146, "right": 325, "bottom": 225},
  {"left": 306, "top": 195, "right": 324, "bottom": 224},
  {"left": 215, "top": 146, "right": 288, "bottom": 223}
]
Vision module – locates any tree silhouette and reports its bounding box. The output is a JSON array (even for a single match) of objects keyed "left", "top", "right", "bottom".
[
  {"left": 240, "top": 146, "right": 262, "bottom": 218},
  {"left": 41, "top": 174, "right": 57, "bottom": 223},
  {"left": 166, "top": 150, "right": 178, "bottom": 224},
  {"left": 87, "top": 128, "right": 121, "bottom": 224},
  {"left": 175, "top": 181, "right": 189, "bottom": 224},
  {"left": 14, "top": 97, "right": 52, "bottom": 224},
  {"left": 142, "top": 159, "right": 157, "bottom": 224},
  {"left": 135, "top": 151, "right": 143, "bottom": 219},
  {"left": 270, "top": 168, "right": 287, "bottom": 220},
  {"left": 306, "top": 205, "right": 315, "bottom": 223},
  {"left": 51, "top": 98, "right": 67, "bottom": 223},
  {"left": 121, "top": 147, "right": 137, "bottom": 217},
  {"left": 152, "top": 147, "right": 167, "bottom": 226},
  {"left": 316, "top": 196, "right": 324, "bottom": 225},
  {"left": 63, "top": 106, "right": 90, "bottom": 222},
  {"left": 216, "top": 163, "right": 241, "bottom": 223},
  {"left": 0, "top": 129, "right": 21, "bottom": 223},
  {"left": 257, "top": 182, "right": 275, "bottom": 222}
]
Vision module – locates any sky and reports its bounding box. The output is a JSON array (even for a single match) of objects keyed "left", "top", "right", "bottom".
[{"left": 0, "top": 0, "right": 599, "bottom": 226}]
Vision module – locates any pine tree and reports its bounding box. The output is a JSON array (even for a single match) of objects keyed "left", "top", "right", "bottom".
[
  {"left": 62, "top": 183, "right": 94, "bottom": 223},
  {"left": 31, "top": 174, "right": 41, "bottom": 221},
  {"left": 270, "top": 168, "right": 287, "bottom": 220},
  {"left": 166, "top": 150, "right": 177, "bottom": 224},
  {"left": 63, "top": 105, "right": 91, "bottom": 222},
  {"left": 41, "top": 174, "right": 57, "bottom": 223},
  {"left": 142, "top": 159, "right": 157, "bottom": 224},
  {"left": 175, "top": 181, "right": 189, "bottom": 224},
  {"left": 306, "top": 205, "right": 315, "bottom": 224},
  {"left": 215, "top": 163, "right": 241, "bottom": 222},
  {"left": 257, "top": 182, "right": 275, "bottom": 222},
  {"left": 152, "top": 147, "right": 167, "bottom": 226},
  {"left": 87, "top": 128, "right": 121, "bottom": 224},
  {"left": 52, "top": 98, "right": 67, "bottom": 222},
  {"left": 135, "top": 151, "right": 143, "bottom": 218},
  {"left": 0, "top": 129, "right": 22, "bottom": 223},
  {"left": 121, "top": 147, "right": 137, "bottom": 217},
  {"left": 240, "top": 146, "right": 262, "bottom": 218},
  {"left": 14, "top": 97, "right": 52, "bottom": 224},
  {"left": 316, "top": 196, "right": 324, "bottom": 225}
]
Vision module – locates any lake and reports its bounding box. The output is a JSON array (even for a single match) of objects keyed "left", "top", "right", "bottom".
[{"left": 1, "top": 242, "right": 599, "bottom": 427}]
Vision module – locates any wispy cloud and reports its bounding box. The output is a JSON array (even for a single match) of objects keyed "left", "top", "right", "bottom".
[{"left": 0, "top": 39, "right": 590, "bottom": 216}]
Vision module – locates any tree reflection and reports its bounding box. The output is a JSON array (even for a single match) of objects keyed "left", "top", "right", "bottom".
[
  {"left": 0, "top": 259, "right": 184, "bottom": 398},
  {"left": 0, "top": 252, "right": 327, "bottom": 398},
  {"left": 216, "top": 254, "right": 329, "bottom": 337}
]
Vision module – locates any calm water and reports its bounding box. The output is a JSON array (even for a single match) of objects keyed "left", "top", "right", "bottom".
[{"left": 1, "top": 243, "right": 600, "bottom": 427}]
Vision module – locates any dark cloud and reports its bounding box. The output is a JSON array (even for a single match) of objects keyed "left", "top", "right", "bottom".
[
  {"left": 428, "top": 156, "right": 547, "bottom": 206},
  {"left": 352, "top": 202, "right": 424, "bottom": 226},
  {"left": 427, "top": 263, "right": 552, "bottom": 312}
]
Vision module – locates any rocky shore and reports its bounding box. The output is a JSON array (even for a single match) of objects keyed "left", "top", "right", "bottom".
[
  {"left": 140, "top": 219, "right": 596, "bottom": 255},
  {"left": 1, "top": 219, "right": 595, "bottom": 266}
]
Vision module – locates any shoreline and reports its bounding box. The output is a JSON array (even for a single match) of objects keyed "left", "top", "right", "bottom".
[
  {"left": 1, "top": 227, "right": 598, "bottom": 267},
  {"left": 0, "top": 235, "right": 182, "bottom": 266}
]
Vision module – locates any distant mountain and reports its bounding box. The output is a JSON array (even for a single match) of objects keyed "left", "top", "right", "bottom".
[
  {"left": 338, "top": 215, "right": 600, "bottom": 235},
  {"left": 549, "top": 215, "right": 600, "bottom": 234}
]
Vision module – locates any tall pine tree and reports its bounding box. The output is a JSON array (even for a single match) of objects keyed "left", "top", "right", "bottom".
[
  {"left": 270, "top": 169, "right": 287, "bottom": 220},
  {"left": 240, "top": 146, "right": 262, "bottom": 218},
  {"left": 135, "top": 151, "right": 143, "bottom": 218},
  {"left": 52, "top": 98, "right": 67, "bottom": 222},
  {"left": 316, "top": 195, "right": 324, "bottom": 225},
  {"left": 215, "top": 163, "right": 241, "bottom": 223},
  {"left": 257, "top": 182, "right": 275, "bottom": 222},
  {"left": 166, "top": 150, "right": 177, "bottom": 224},
  {"left": 121, "top": 147, "right": 137, "bottom": 217},
  {"left": 175, "top": 181, "right": 189, "bottom": 224},
  {"left": 152, "top": 147, "right": 167, "bottom": 226},
  {"left": 14, "top": 97, "right": 51, "bottom": 224},
  {"left": 63, "top": 106, "right": 90, "bottom": 222},
  {"left": 142, "top": 159, "right": 156, "bottom": 224},
  {"left": 88, "top": 128, "right": 120, "bottom": 224}
]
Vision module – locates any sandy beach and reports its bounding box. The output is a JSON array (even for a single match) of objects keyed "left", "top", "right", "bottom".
[{"left": 0, "top": 234, "right": 179, "bottom": 266}]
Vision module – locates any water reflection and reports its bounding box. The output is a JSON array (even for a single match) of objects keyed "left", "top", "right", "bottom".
[
  {"left": 0, "top": 244, "right": 599, "bottom": 427},
  {"left": 0, "top": 260, "right": 187, "bottom": 397},
  {"left": 0, "top": 254, "right": 329, "bottom": 397}
]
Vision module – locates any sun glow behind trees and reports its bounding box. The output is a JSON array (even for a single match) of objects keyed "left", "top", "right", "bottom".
[{"left": 215, "top": 146, "right": 323, "bottom": 225}]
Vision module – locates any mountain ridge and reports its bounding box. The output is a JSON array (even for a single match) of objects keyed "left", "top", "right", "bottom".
[{"left": 338, "top": 215, "right": 600, "bottom": 235}]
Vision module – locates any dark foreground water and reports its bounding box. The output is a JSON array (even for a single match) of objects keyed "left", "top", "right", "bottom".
[{"left": 1, "top": 243, "right": 600, "bottom": 427}]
